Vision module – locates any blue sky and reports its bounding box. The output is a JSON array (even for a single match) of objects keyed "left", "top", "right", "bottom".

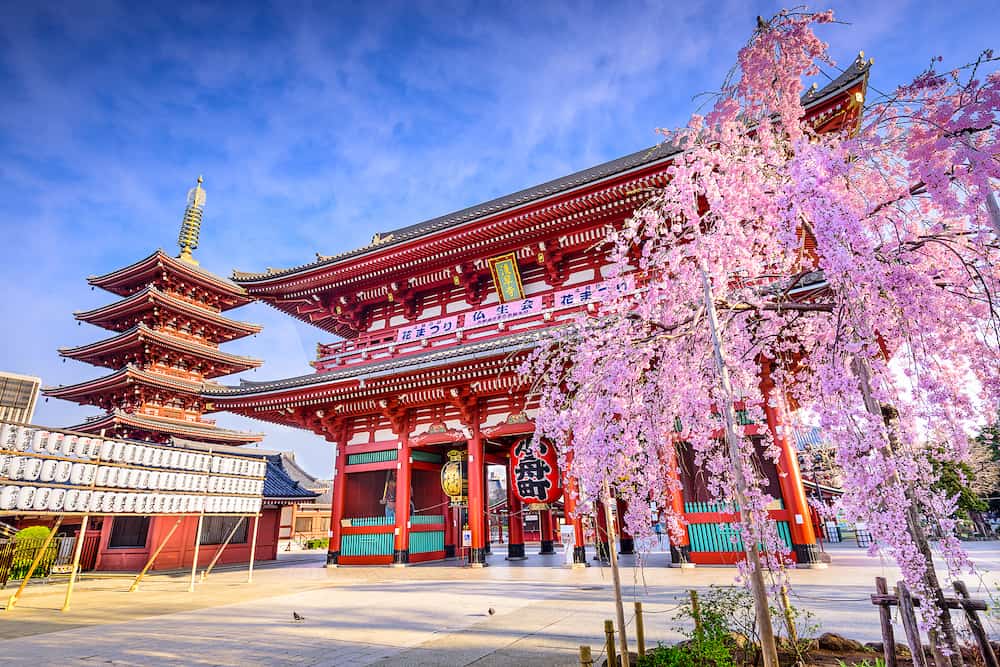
[{"left": 0, "top": 1, "right": 995, "bottom": 477}]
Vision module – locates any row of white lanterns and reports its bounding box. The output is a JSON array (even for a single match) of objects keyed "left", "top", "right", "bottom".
[
  {"left": 0, "top": 423, "right": 266, "bottom": 478},
  {"left": 0, "top": 485, "right": 262, "bottom": 514},
  {"left": 0, "top": 456, "right": 264, "bottom": 496}
]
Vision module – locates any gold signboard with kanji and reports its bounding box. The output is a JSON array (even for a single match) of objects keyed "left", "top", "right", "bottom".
[{"left": 487, "top": 253, "right": 524, "bottom": 303}]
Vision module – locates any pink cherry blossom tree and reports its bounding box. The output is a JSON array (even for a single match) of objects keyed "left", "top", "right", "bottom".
[{"left": 525, "top": 9, "right": 999, "bottom": 665}]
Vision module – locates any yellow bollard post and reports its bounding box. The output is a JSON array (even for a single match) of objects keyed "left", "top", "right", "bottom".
[
  {"left": 579, "top": 644, "right": 594, "bottom": 667},
  {"left": 635, "top": 601, "right": 645, "bottom": 657},
  {"left": 604, "top": 619, "right": 617, "bottom": 667}
]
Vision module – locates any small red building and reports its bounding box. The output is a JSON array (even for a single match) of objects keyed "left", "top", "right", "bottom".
[{"left": 204, "top": 58, "right": 872, "bottom": 567}]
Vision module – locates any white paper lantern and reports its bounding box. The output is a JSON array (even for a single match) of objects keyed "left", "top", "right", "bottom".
[
  {"left": 74, "top": 437, "right": 89, "bottom": 457},
  {"left": 32, "top": 487, "right": 51, "bottom": 510},
  {"left": 111, "top": 493, "right": 126, "bottom": 513},
  {"left": 0, "top": 454, "right": 12, "bottom": 478},
  {"left": 9, "top": 457, "right": 27, "bottom": 480},
  {"left": 99, "top": 440, "right": 114, "bottom": 460},
  {"left": 137, "top": 469, "right": 150, "bottom": 489},
  {"left": 16, "top": 486, "right": 36, "bottom": 510},
  {"left": 82, "top": 464, "right": 97, "bottom": 485},
  {"left": 111, "top": 441, "right": 125, "bottom": 462},
  {"left": 77, "top": 490, "right": 92, "bottom": 510},
  {"left": 0, "top": 424, "right": 11, "bottom": 448},
  {"left": 60, "top": 434, "right": 77, "bottom": 456},
  {"left": 23, "top": 458, "right": 42, "bottom": 481},
  {"left": 40, "top": 459, "right": 58, "bottom": 482},
  {"left": 47, "top": 488, "right": 66, "bottom": 511},
  {"left": 140, "top": 447, "right": 154, "bottom": 466},
  {"left": 123, "top": 493, "right": 137, "bottom": 513},
  {"left": 105, "top": 467, "right": 120, "bottom": 487},
  {"left": 55, "top": 460, "right": 72, "bottom": 483},
  {"left": 0, "top": 486, "right": 18, "bottom": 510},
  {"left": 31, "top": 431, "right": 49, "bottom": 453},
  {"left": 85, "top": 439, "right": 101, "bottom": 458},
  {"left": 64, "top": 489, "right": 80, "bottom": 512},
  {"left": 99, "top": 492, "right": 114, "bottom": 512}
]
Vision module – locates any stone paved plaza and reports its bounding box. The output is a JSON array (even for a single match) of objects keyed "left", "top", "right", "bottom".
[{"left": 1, "top": 543, "right": 997, "bottom": 666}]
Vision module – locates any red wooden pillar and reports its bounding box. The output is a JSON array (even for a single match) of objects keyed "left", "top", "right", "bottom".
[
  {"left": 667, "top": 447, "right": 692, "bottom": 566},
  {"left": 760, "top": 361, "right": 820, "bottom": 566},
  {"left": 392, "top": 435, "right": 412, "bottom": 565},
  {"left": 616, "top": 498, "right": 635, "bottom": 555},
  {"left": 467, "top": 423, "right": 487, "bottom": 566},
  {"left": 595, "top": 500, "right": 610, "bottom": 562},
  {"left": 443, "top": 481, "right": 456, "bottom": 558},
  {"left": 506, "top": 456, "right": 526, "bottom": 560},
  {"left": 327, "top": 439, "right": 349, "bottom": 567},
  {"left": 539, "top": 509, "right": 555, "bottom": 554},
  {"left": 562, "top": 453, "right": 587, "bottom": 565}
]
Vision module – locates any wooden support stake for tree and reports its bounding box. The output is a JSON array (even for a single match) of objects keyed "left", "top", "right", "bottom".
[
  {"left": 898, "top": 581, "right": 929, "bottom": 667},
  {"left": 634, "top": 601, "right": 645, "bottom": 658},
  {"left": 875, "top": 577, "right": 898, "bottom": 667},
  {"left": 61, "top": 515, "right": 89, "bottom": 612},
  {"left": 604, "top": 619, "right": 617, "bottom": 667},
  {"left": 579, "top": 644, "right": 594, "bottom": 667},
  {"left": 953, "top": 580, "right": 998, "bottom": 667},
  {"left": 5, "top": 516, "right": 63, "bottom": 610},
  {"left": 602, "top": 478, "right": 630, "bottom": 667},
  {"left": 779, "top": 584, "right": 798, "bottom": 645},
  {"left": 690, "top": 589, "right": 702, "bottom": 635},
  {"left": 200, "top": 516, "right": 245, "bottom": 582},
  {"left": 129, "top": 517, "right": 182, "bottom": 592}
]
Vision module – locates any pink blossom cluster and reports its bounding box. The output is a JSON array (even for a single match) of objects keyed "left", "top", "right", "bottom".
[{"left": 523, "top": 8, "right": 999, "bottom": 621}]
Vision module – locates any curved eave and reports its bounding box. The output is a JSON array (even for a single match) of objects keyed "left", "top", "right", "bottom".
[
  {"left": 58, "top": 324, "right": 263, "bottom": 376},
  {"left": 75, "top": 286, "right": 262, "bottom": 338},
  {"left": 88, "top": 250, "right": 253, "bottom": 308},
  {"left": 230, "top": 58, "right": 871, "bottom": 291},
  {"left": 43, "top": 365, "right": 209, "bottom": 402},
  {"left": 72, "top": 410, "right": 263, "bottom": 444}
]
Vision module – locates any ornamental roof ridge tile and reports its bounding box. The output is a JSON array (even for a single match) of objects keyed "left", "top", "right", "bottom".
[
  {"left": 231, "top": 56, "right": 870, "bottom": 285},
  {"left": 204, "top": 327, "right": 555, "bottom": 398}
]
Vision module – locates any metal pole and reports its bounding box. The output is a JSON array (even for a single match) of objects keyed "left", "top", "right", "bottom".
[
  {"left": 200, "top": 516, "right": 245, "bottom": 582},
  {"left": 602, "top": 478, "right": 630, "bottom": 667},
  {"left": 129, "top": 516, "right": 183, "bottom": 592},
  {"left": 247, "top": 513, "right": 260, "bottom": 584},
  {"left": 188, "top": 513, "right": 204, "bottom": 593},
  {"left": 6, "top": 516, "right": 63, "bottom": 610},
  {"left": 61, "top": 515, "right": 89, "bottom": 612}
]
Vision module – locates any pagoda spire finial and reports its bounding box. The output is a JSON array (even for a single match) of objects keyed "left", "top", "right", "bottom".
[{"left": 177, "top": 175, "right": 206, "bottom": 266}]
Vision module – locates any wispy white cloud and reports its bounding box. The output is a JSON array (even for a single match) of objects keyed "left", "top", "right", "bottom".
[{"left": 0, "top": 0, "right": 995, "bottom": 476}]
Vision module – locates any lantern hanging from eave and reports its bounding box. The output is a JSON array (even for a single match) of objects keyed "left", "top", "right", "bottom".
[
  {"left": 511, "top": 437, "right": 563, "bottom": 506},
  {"left": 440, "top": 449, "right": 468, "bottom": 505}
]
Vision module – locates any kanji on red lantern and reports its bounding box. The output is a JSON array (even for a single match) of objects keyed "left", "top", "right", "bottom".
[{"left": 510, "top": 438, "right": 562, "bottom": 505}]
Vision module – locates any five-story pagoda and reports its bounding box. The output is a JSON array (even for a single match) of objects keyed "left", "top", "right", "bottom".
[{"left": 45, "top": 177, "right": 264, "bottom": 446}]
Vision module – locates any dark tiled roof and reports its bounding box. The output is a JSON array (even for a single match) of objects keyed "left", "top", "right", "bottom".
[
  {"left": 263, "top": 454, "right": 319, "bottom": 500},
  {"left": 203, "top": 327, "right": 551, "bottom": 398},
  {"left": 233, "top": 55, "right": 870, "bottom": 285}
]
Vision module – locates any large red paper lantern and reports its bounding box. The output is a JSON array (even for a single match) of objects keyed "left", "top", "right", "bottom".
[{"left": 510, "top": 438, "right": 563, "bottom": 505}]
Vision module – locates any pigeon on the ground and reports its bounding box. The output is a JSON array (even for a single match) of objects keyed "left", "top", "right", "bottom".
[
  {"left": 488, "top": 608, "right": 495, "bottom": 616},
  {"left": 293, "top": 611, "right": 306, "bottom": 622}
]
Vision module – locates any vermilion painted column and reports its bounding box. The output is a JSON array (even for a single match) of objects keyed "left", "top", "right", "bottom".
[
  {"left": 443, "top": 482, "right": 456, "bottom": 558},
  {"left": 392, "top": 436, "right": 412, "bottom": 565},
  {"left": 467, "top": 424, "right": 487, "bottom": 566},
  {"left": 667, "top": 447, "right": 691, "bottom": 566},
  {"left": 562, "top": 451, "right": 588, "bottom": 565},
  {"left": 327, "top": 442, "right": 349, "bottom": 567},
  {"left": 539, "top": 509, "right": 555, "bottom": 554},
  {"left": 760, "top": 362, "right": 820, "bottom": 566},
  {"left": 506, "top": 456, "right": 526, "bottom": 560},
  {"left": 616, "top": 499, "right": 635, "bottom": 555},
  {"left": 595, "top": 500, "right": 610, "bottom": 562}
]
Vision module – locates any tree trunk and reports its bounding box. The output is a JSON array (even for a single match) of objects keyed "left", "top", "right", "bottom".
[
  {"left": 851, "top": 357, "right": 964, "bottom": 667},
  {"left": 700, "top": 262, "right": 780, "bottom": 667}
]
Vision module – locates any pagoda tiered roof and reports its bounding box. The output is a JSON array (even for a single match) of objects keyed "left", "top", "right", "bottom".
[
  {"left": 43, "top": 365, "right": 215, "bottom": 406},
  {"left": 89, "top": 250, "right": 253, "bottom": 310},
  {"left": 70, "top": 409, "right": 263, "bottom": 445},
  {"left": 74, "top": 285, "right": 262, "bottom": 342},
  {"left": 58, "top": 323, "right": 263, "bottom": 378}
]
